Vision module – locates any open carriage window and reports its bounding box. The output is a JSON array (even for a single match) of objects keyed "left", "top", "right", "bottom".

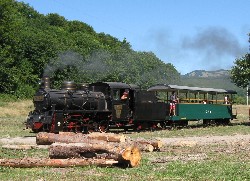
[{"left": 113, "top": 90, "right": 120, "bottom": 100}]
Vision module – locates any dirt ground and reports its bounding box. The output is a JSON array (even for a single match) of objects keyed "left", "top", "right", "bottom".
[
  {"left": 0, "top": 132, "right": 249, "bottom": 166},
  {"left": 1, "top": 134, "right": 250, "bottom": 147}
]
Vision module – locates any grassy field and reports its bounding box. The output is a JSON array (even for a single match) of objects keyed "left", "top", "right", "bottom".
[{"left": 0, "top": 100, "right": 249, "bottom": 180}]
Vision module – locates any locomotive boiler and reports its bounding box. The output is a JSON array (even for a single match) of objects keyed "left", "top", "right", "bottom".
[{"left": 26, "top": 77, "right": 110, "bottom": 133}]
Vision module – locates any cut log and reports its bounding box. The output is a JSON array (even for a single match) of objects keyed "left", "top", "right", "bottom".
[
  {"left": 1, "top": 144, "right": 49, "bottom": 150},
  {"left": 36, "top": 132, "right": 126, "bottom": 145},
  {"left": 49, "top": 142, "right": 141, "bottom": 167},
  {"left": 87, "top": 132, "right": 126, "bottom": 142},
  {"left": 132, "top": 139, "right": 163, "bottom": 151},
  {"left": 0, "top": 158, "right": 118, "bottom": 168},
  {"left": 133, "top": 142, "right": 154, "bottom": 152},
  {"left": 1, "top": 144, "right": 33, "bottom": 150}
]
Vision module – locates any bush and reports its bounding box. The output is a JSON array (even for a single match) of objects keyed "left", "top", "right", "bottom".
[
  {"left": 0, "top": 94, "right": 18, "bottom": 102},
  {"left": 234, "top": 95, "right": 247, "bottom": 105},
  {"left": 14, "top": 84, "right": 35, "bottom": 99}
]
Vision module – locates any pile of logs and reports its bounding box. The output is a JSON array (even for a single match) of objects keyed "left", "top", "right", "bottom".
[{"left": 0, "top": 132, "right": 163, "bottom": 168}]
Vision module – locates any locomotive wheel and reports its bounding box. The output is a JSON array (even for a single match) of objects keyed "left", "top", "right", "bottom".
[
  {"left": 215, "top": 119, "right": 230, "bottom": 126},
  {"left": 203, "top": 119, "right": 211, "bottom": 126},
  {"left": 222, "top": 119, "right": 230, "bottom": 125},
  {"left": 149, "top": 122, "right": 157, "bottom": 132},
  {"left": 160, "top": 122, "right": 167, "bottom": 129},
  {"left": 141, "top": 122, "right": 149, "bottom": 130},
  {"left": 99, "top": 125, "right": 108, "bottom": 133},
  {"left": 165, "top": 120, "right": 174, "bottom": 130},
  {"left": 86, "top": 121, "right": 98, "bottom": 133},
  {"left": 42, "top": 124, "right": 51, "bottom": 132},
  {"left": 99, "top": 121, "right": 109, "bottom": 133},
  {"left": 180, "top": 120, "right": 188, "bottom": 127}
]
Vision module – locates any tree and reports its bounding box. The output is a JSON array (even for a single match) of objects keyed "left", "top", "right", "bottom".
[
  {"left": 46, "top": 13, "right": 67, "bottom": 27},
  {"left": 0, "top": 0, "right": 25, "bottom": 94},
  {"left": 0, "top": 0, "right": 181, "bottom": 99},
  {"left": 230, "top": 53, "right": 250, "bottom": 88}
]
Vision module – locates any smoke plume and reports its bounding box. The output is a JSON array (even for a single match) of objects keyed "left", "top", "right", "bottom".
[
  {"left": 180, "top": 27, "right": 247, "bottom": 71},
  {"left": 43, "top": 51, "right": 83, "bottom": 77},
  {"left": 182, "top": 27, "right": 245, "bottom": 57},
  {"left": 43, "top": 50, "right": 111, "bottom": 79},
  {"left": 147, "top": 27, "right": 248, "bottom": 73}
]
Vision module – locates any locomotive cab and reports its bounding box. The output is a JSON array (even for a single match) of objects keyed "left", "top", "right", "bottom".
[{"left": 89, "top": 82, "right": 139, "bottom": 123}]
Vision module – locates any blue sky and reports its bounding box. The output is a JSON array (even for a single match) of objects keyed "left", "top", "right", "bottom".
[{"left": 18, "top": 0, "right": 250, "bottom": 74}]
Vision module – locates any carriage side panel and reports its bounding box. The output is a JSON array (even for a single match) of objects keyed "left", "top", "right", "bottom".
[{"left": 173, "top": 103, "right": 233, "bottom": 120}]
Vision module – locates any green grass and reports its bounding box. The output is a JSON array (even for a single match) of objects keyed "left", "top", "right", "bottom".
[
  {"left": 0, "top": 153, "right": 249, "bottom": 180},
  {"left": 128, "top": 123, "right": 250, "bottom": 140},
  {"left": 0, "top": 102, "right": 249, "bottom": 180},
  {"left": 0, "top": 116, "right": 35, "bottom": 138}
]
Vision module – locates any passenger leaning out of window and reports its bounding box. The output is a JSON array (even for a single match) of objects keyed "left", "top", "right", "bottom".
[
  {"left": 170, "top": 91, "right": 178, "bottom": 115},
  {"left": 121, "top": 91, "right": 129, "bottom": 100},
  {"left": 224, "top": 95, "right": 230, "bottom": 104}
]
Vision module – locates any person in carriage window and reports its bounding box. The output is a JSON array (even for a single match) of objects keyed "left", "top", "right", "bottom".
[
  {"left": 170, "top": 91, "right": 178, "bottom": 103},
  {"left": 169, "top": 91, "right": 178, "bottom": 115},
  {"left": 121, "top": 91, "right": 129, "bottom": 100},
  {"left": 224, "top": 95, "right": 230, "bottom": 104}
]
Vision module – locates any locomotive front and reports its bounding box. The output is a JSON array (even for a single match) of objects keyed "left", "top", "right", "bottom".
[{"left": 26, "top": 77, "right": 108, "bottom": 133}]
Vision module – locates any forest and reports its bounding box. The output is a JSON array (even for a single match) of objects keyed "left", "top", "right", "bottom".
[{"left": 0, "top": 0, "right": 180, "bottom": 100}]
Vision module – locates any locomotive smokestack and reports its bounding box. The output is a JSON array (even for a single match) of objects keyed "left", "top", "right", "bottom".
[
  {"left": 42, "top": 76, "right": 50, "bottom": 89},
  {"left": 61, "top": 81, "right": 77, "bottom": 91}
]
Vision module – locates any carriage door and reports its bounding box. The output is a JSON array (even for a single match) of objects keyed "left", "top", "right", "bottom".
[{"left": 112, "top": 89, "right": 130, "bottom": 120}]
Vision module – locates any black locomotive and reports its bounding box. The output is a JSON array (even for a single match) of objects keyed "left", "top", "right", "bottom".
[{"left": 26, "top": 76, "right": 166, "bottom": 133}]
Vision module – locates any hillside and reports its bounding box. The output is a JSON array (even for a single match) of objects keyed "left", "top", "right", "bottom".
[
  {"left": 180, "top": 69, "right": 245, "bottom": 96},
  {"left": 183, "top": 69, "right": 229, "bottom": 78}
]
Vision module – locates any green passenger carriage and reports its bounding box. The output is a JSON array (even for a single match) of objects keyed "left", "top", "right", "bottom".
[{"left": 148, "top": 84, "right": 237, "bottom": 127}]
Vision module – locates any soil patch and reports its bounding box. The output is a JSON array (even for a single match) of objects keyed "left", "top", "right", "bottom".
[{"left": 1, "top": 134, "right": 250, "bottom": 146}]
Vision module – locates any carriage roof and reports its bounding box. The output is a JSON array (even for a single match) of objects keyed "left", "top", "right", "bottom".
[
  {"left": 89, "top": 82, "right": 140, "bottom": 91},
  {"left": 147, "top": 84, "right": 237, "bottom": 94}
]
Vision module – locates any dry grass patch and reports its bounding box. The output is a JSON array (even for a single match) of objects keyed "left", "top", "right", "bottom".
[
  {"left": 0, "top": 100, "right": 33, "bottom": 117},
  {"left": 233, "top": 105, "right": 249, "bottom": 122}
]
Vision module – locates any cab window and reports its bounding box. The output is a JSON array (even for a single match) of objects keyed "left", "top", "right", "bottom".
[{"left": 113, "top": 90, "right": 120, "bottom": 100}]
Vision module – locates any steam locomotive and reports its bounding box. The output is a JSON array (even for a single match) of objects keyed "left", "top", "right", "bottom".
[
  {"left": 26, "top": 76, "right": 237, "bottom": 133},
  {"left": 26, "top": 76, "right": 166, "bottom": 133}
]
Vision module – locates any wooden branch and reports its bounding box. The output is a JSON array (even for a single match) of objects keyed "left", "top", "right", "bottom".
[{"left": 36, "top": 132, "right": 126, "bottom": 145}]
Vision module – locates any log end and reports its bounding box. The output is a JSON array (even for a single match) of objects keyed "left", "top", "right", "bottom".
[
  {"left": 119, "top": 135, "right": 126, "bottom": 143},
  {"left": 120, "top": 146, "right": 141, "bottom": 167},
  {"left": 156, "top": 140, "right": 163, "bottom": 149},
  {"left": 147, "top": 144, "right": 154, "bottom": 152},
  {"left": 36, "top": 132, "right": 50, "bottom": 145},
  {"left": 151, "top": 140, "right": 164, "bottom": 151}
]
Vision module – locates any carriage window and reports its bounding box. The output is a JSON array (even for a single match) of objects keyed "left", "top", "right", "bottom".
[{"left": 113, "top": 90, "right": 120, "bottom": 100}]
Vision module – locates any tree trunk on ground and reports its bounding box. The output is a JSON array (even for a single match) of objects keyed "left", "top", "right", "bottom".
[
  {"left": 0, "top": 158, "right": 118, "bottom": 168},
  {"left": 36, "top": 132, "right": 126, "bottom": 145},
  {"left": 132, "top": 142, "right": 154, "bottom": 152},
  {"left": 132, "top": 139, "right": 163, "bottom": 151},
  {"left": 49, "top": 142, "right": 141, "bottom": 167},
  {"left": 1, "top": 144, "right": 49, "bottom": 150}
]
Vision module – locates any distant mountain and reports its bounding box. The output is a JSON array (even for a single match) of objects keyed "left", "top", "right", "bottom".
[
  {"left": 183, "top": 69, "right": 229, "bottom": 78},
  {"left": 180, "top": 69, "right": 245, "bottom": 96}
]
